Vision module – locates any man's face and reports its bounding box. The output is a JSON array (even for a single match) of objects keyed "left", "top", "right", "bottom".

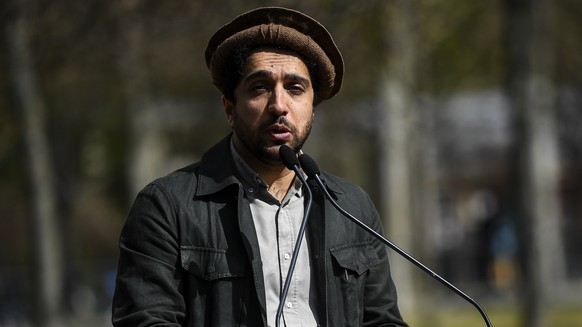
[{"left": 223, "top": 48, "right": 315, "bottom": 166}]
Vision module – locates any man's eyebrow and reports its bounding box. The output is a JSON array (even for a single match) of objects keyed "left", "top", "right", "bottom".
[
  {"left": 243, "top": 70, "right": 272, "bottom": 84},
  {"left": 286, "top": 73, "right": 311, "bottom": 87},
  {"left": 242, "top": 70, "right": 311, "bottom": 87}
]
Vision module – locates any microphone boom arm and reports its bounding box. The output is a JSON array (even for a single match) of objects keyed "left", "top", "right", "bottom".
[{"left": 310, "top": 172, "right": 493, "bottom": 327}]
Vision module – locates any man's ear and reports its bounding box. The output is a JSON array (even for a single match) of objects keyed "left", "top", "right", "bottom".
[{"left": 222, "top": 96, "right": 235, "bottom": 128}]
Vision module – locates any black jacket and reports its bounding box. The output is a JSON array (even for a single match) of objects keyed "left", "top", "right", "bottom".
[{"left": 112, "top": 135, "right": 407, "bottom": 326}]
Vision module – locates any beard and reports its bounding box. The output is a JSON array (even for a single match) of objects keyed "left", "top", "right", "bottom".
[{"left": 233, "top": 114, "right": 313, "bottom": 166}]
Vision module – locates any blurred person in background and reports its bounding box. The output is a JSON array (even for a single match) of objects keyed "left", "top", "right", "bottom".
[{"left": 112, "top": 7, "right": 407, "bottom": 327}]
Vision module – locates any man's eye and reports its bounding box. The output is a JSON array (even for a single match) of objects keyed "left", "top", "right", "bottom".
[
  {"left": 251, "top": 83, "right": 267, "bottom": 92},
  {"left": 288, "top": 84, "right": 305, "bottom": 94}
]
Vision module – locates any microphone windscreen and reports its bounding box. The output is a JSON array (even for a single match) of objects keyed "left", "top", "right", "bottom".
[
  {"left": 298, "top": 154, "right": 321, "bottom": 177},
  {"left": 279, "top": 145, "right": 299, "bottom": 169}
]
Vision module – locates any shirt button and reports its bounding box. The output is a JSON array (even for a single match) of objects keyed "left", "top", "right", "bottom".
[
  {"left": 248, "top": 187, "right": 254, "bottom": 193},
  {"left": 286, "top": 302, "right": 293, "bottom": 308},
  {"left": 284, "top": 253, "right": 290, "bottom": 260}
]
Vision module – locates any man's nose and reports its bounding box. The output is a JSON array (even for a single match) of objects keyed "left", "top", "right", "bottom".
[{"left": 268, "top": 85, "right": 288, "bottom": 116}]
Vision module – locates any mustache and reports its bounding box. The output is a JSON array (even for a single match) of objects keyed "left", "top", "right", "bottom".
[{"left": 262, "top": 116, "right": 296, "bottom": 131}]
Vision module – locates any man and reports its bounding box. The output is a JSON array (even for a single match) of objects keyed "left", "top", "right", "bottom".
[{"left": 112, "top": 6, "right": 407, "bottom": 327}]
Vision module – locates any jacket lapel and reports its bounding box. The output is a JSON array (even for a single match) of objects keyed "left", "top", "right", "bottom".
[
  {"left": 306, "top": 178, "right": 328, "bottom": 326},
  {"left": 195, "top": 134, "right": 269, "bottom": 325}
]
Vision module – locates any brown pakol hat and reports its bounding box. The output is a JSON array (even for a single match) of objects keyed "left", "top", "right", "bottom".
[{"left": 205, "top": 7, "right": 344, "bottom": 104}]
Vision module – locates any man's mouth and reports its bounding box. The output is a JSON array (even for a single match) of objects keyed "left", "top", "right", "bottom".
[{"left": 268, "top": 124, "right": 292, "bottom": 141}]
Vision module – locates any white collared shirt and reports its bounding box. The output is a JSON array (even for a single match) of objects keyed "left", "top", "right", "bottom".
[{"left": 231, "top": 142, "right": 319, "bottom": 327}]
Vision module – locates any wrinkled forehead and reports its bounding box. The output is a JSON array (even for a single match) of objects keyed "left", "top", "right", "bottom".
[{"left": 241, "top": 50, "right": 313, "bottom": 85}]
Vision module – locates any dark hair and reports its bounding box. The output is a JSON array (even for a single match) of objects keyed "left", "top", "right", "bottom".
[{"left": 221, "top": 45, "right": 319, "bottom": 105}]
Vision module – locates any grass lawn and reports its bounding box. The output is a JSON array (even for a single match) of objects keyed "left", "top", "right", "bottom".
[{"left": 403, "top": 304, "right": 582, "bottom": 327}]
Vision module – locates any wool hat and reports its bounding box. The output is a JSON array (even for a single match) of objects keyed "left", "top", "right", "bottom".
[{"left": 205, "top": 7, "right": 344, "bottom": 104}]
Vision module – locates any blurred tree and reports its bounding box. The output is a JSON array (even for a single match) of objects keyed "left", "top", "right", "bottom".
[
  {"left": 377, "top": 0, "right": 419, "bottom": 315},
  {"left": 114, "top": 0, "right": 167, "bottom": 197},
  {"left": 4, "top": 0, "right": 64, "bottom": 325},
  {"left": 504, "top": 0, "right": 566, "bottom": 326}
]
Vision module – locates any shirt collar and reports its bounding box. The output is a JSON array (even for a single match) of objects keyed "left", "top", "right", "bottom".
[{"left": 230, "top": 139, "right": 303, "bottom": 203}]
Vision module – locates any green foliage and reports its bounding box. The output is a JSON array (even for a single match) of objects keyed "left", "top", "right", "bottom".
[{"left": 417, "top": 0, "right": 505, "bottom": 94}]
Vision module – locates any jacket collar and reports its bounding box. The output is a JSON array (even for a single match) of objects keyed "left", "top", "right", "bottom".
[
  {"left": 196, "top": 134, "right": 241, "bottom": 197},
  {"left": 195, "top": 133, "right": 343, "bottom": 198},
  {"left": 317, "top": 173, "right": 343, "bottom": 197}
]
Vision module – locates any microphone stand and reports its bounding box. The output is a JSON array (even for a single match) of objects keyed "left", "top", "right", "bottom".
[
  {"left": 275, "top": 146, "right": 314, "bottom": 327},
  {"left": 299, "top": 153, "right": 493, "bottom": 327}
]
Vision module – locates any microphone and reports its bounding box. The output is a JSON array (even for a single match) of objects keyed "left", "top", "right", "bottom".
[
  {"left": 298, "top": 153, "right": 493, "bottom": 327},
  {"left": 275, "top": 145, "right": 314, "bottom": 327}
]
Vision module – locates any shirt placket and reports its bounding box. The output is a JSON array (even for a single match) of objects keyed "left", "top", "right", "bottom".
[{"left": 277, "top": 199, "right": 300, "bottom": 325}]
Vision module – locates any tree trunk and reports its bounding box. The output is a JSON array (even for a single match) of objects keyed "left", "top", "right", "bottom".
[
  {"left": 504, "top": 0, "right": 566, "bottom": 326},
  {"left": 114, "top": 1, "right": 167, "bottom": 198},
  {"left": 378, "top": 0, "right": 421, "bottom": 316},
  {"left": 4, "top": 0, "right": 63, "bottom": 325}
]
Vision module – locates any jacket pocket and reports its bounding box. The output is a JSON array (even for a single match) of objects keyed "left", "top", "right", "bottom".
[
  {"left": 180, "top": 247, "right": 252, "bottom": 325},
  {"left": 329, "top": 240, "right": 380, "bottom": 326},
  {"left": 330, "top": 240, "right": 380, "bottom": 276},
  {"left": 180, "top": 246, "right": 246, "bottom": 280}
]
